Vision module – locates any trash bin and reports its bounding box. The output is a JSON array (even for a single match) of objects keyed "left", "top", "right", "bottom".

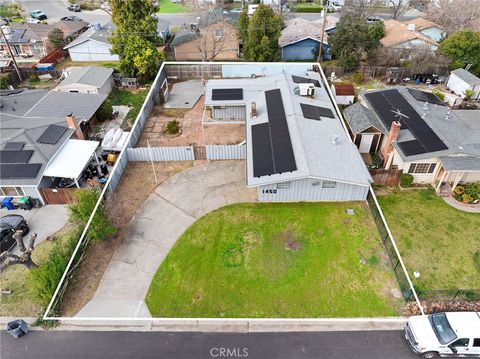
[
  {"left": 2, "top": 197, "right": 14, "bottom": 210},
  {"left": 18, "top": 196, "right": 33, "bottom": 210},
  {"left": 6, "top": 319, "right": 28, "bottom": 338}
]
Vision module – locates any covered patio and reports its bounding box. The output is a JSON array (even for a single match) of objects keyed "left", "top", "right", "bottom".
[
  {"left": 435, "top": 156, "right": 480, "bottom": 195},
  {"left": 43, "top": 139, "right": 100, "bottom": 188}
]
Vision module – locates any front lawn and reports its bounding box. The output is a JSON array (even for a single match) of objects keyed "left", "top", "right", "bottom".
[
  {"left": 378, "top": 189, "right": 480, "bottom": 291},
  {"left": 292, "top": 2, "right": 324, "bottom": 13},
  {"left": 157, "top": 0, "right": 188, "bottom": 13},
  {"left": 109, "top": 88, "right": 149, "bottom": 129},
  {"left": 146, "top": 202, "right": 402, "bottom": 318}
]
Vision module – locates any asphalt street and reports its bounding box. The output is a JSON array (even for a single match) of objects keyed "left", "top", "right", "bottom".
[{"left": 0, "top": 330, "right": 424, "bottom": 359}]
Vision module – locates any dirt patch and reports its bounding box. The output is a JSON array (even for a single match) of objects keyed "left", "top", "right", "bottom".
[
  {"left": 60, "top": 161, "right": 193, "bottom": 316},
  {"left": 137, "top": 97, "right": 245, "bottom": 147},
  {"left": 277, "top": 227, "right": 303, "bottom": 252},
  {"left": 404, "top": 300, "right": 480, "bottom": 316}
]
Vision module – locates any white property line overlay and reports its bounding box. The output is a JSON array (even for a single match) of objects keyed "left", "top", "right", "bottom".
[{"left": 44, "top": 62, "right": 424, "bottom": 321}]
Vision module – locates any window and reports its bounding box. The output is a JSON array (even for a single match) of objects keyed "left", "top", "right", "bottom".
[
  {"left": 0, "top": 187, "right": 25, "bottom": 197},
  {"left": 408, "top": 163, "right": 436, "bottom": 174},
  {"left": 473, "top": 338, "right": 480, "bottom": 347},
  {"left": 214, "top": 29, "right": 225, "bottom": 38},
  {"left": 429, "top": 313, "right": 457, "bottom": 344},
  {"left": 322, "top": 180, "right": 336, "bottom": 188},
  {"left": 276, "top": 182, "right": 290, "bottom": 189},
  {"left": 451, "top": 338, "right": 470, "bottom": 347}
]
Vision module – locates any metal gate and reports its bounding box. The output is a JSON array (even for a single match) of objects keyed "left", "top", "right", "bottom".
[{"left": 194, "top": 146, "right": 206, "bottom": 160}]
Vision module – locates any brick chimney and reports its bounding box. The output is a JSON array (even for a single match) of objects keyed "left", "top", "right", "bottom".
[
  {"left": 250, "top": 102, "right": 257, "bottom": 118},
  {"left": 382, "top": 121, "right": 401, "bottom": 167},
  {"left": 66, "top": 113, "right": 85, "bottom": 140}
]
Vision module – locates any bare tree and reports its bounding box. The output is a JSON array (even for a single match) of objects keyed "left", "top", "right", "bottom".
[
  {"left": 389, "top": 0, "right": 409, "bottom": 20},
  {"left": 0, "top": 231, "right": 38, "bottom": 273},
  {"left": 342, "top": 0, "right": 382, "bottom": 18},
  {"left": 426, "top": 0, "right": 480, "bottom": 33}
]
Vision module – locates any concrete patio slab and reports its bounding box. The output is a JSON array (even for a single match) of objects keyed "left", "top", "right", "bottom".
[
  {"left": 77, "top": 161, "right": 257, "bottom": 318},
  {"left": 164, "top": 80, "right": 204, "bottom": 109}
]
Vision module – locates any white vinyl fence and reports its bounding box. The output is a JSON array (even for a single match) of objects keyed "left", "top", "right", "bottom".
[
  {"left": 127, "top": 146, "right": 195, "bottom": 161},
  {"left": 206, "top": 145, "right": 246, "bottom": 160}
]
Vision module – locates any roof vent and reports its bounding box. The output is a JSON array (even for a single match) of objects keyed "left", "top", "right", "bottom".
[
  {"left": 298, "top": 83, "right": 315, "bottom": 96},
  {"left": 407, "top": 23, "right": 415, "bottom": 31},
  {"left": 332, "top": 135, "right": 339, "bottom": 145},
  {"left": 445, "top": 111, "right": 450, "bottom": 121}
]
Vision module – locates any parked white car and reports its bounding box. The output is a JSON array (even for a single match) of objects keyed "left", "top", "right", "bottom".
[{"left": 405, "top": 312, "right": 480, "bottom": 358}]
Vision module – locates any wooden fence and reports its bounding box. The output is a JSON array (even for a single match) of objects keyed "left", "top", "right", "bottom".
[
  {"left": 369, "top": 169, "right": 402, "bottom": 186},
  {"left": 323, "top": 65, "right": 450, "bottom": 79},
  {"left": 39, "top": 188, "right": 77, "bottom": 205}
]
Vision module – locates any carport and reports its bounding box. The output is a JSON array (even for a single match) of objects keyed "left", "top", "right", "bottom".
[{"left": 43, "top": 139, "right": 100, "bottom": 188}]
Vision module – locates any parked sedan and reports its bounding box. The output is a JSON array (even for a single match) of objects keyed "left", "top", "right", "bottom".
[
  {"left": 29, "top": 10, "right": 47, "bottom": 20},
  {"left": 60, "top": 15, "right": 84, "bottom": 21},
  {"left": 67, "top": 4, "right": 81, "bottom": 12},
  {"left": 0, "top": 215, "right": 29, "bottom": 253}
]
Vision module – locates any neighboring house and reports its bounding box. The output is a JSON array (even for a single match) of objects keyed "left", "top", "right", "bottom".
[
  {"left": 157, "top": 18, "right": 172, "bottom": 43},
  {"left": 279, "top": 18, "right": 330, "bottom": 61},
  {"left": 446, "top": 68, "right": 480, "bottom": 101},
  {"left": 64, "top": 22, "right": 119, "bottom": 62},
  {"left": 55, "top": 66, "right": 114, "bottom": 95},
  {"left": 345, "top": 87, "right": 480, "bottom": 188},
  {"left": 380, "top": 19, "right": 439, "bottom": 52},
  {"left": 400, "top": 18, "right": 446, "bottom": 42},
  {"left": 170, "top": 10, "right": 240, "bottom": 61},
  {"left": 331, "top": 83, "right": 355, "bottom": 105},
  {"left": 0, "top": 21, "right": 89, "bottom": 60},
  {"left": 204, "top": 72, "right": 372, "bottom": 202},
  {"left": 0, "top": 89, "right": 107, "bottom": 204}
]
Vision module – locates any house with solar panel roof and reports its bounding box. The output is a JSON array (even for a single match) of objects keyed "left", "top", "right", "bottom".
[
  {"left": 0, "top": 89, "right": 108, "bottom": 204},
  {"left": 204, "top": 71, "right": 372, "bottom": 202},
  {"left": 343, "top": 87, "right": 480, "bottom": 192}
]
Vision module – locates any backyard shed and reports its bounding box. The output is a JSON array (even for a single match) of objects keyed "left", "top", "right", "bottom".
[
  {"left": 446, "top": 68, "right": 480, "bottom": 101},
  {"left": 55, "top": 66, "right": 114, "bottom": 95}
]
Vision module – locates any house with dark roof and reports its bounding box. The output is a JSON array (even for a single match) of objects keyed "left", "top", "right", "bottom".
[
  {"left": 204, "top": 71, "right": 372, "bottom": 201},
  {"left": 344, "top": 87, "right": 480, "bottom": 189},
  {"left": 64, "top": 22, "right": 119, "bottom": 62},
  {"left": 446, "top": 68, "right": 480, "bottom": 101},
  {"left": 55, "top": 66, "right": 114, "bottom": 95},
  {"left": 0, "top": 89, "right": 107, "bottom": 204},
  {"left": 0, "top": 21, "right": 89, "bottom": 60},
  {"left": 170, "top": 10, "right": 240, "bottom": 61}
]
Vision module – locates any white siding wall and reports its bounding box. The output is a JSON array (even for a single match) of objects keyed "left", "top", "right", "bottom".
[
  {"left": 206, "top": 145, "right": 246, "bottom": 160},
  {"left": 335, "top": 95, "right": 355, "bottom": 105},
  {"left": 391, "top": 150, "right": 441, "bottom": 183},
  {"left": 257, "top": 178, "right": 369, "bottom": 202},
  {"left": 68, "top": 40, "right": 119, "bottom": 62},
  {"left": 447, "top": 74, "right": 480, "bottom": 99}
]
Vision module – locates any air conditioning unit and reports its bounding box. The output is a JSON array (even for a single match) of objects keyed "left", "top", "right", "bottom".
[{"left": 298, "top": 83, "right": 315, "bottom": 96}]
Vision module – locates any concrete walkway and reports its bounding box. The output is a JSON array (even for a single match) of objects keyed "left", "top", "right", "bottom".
[
  {"left": 442, "top": 196, "right": 480, "bottom": 213},
  {"left": 77, "top": 161, "right": 257, "bottom": 318}
]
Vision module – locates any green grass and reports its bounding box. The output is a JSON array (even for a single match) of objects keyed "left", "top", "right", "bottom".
[
  {"left": 109, "top": 88, "right": 149, "bottom": 129},
  {"left": 292, "top": 3, "right": 324, "bottom": 13},
  {"left": 0, "top": 224, "right": 75, "bottom": 317},
  {"left": 157, "top": 0, "right": 188, "bottom": 13},
  {"left": 378, "top": 189, "right": 480, "bottom": 291},
  {"left": 146, "top": 202, "right": 402, "bottom": 318}
]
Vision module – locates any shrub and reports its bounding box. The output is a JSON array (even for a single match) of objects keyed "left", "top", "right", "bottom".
[
  {"left": 165, "top": 119, "right": 180, "bottom": 135},
  {"left": 462, "top": 193, "right": 472, "bottom": 203},
  {"left": 432, "top": 89, "right": 445, "bottom": 102},
  {"left": 453, "top": 185, "right": 465, "bottom": 195},
  {"left": 95, "top": 99, "right": 113, "bottom": 122},
  {"left": 80, "top": 3, "right": 98, "bottom": 10},
  {"left": 464, "top": 182, "right": 480, "bottom": 199},
  {"left": 29, "top": 74, "right": 40, "bottom": 83},
  {"left": 400, "top": 173, "right": 414, "bottom": 188},
  {"left": 0, "top": 74, "right": 9, "bottom": 89},
  {"left": 352, "top": 71, "right": 365, "bottom": 84}
]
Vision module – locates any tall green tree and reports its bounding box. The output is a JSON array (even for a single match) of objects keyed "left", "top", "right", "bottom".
[
  {"left": 439, "top": 30, "right": 480, "bottom": 76},
  {"left": 368, "top": 21, "right": 385, "bottom": 45},
  {"left": 48, "top": 28, "right": 66, "bottom": 49},
  {"left": 237, "top": 10, "right": 249, "bottom": 46},
  {"left": 329, "top": 14, "right": 379, "bottom": 72},
  {"left": 242, "top": 4, "right": 282, "bottom": 61},
  {"left": 109, "top": 0, "right": 162, "bottom": 80}
]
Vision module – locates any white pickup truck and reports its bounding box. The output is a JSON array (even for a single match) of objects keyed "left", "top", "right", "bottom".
[{"left": 405, "top": 312, "right": 480, "bottom": 358}]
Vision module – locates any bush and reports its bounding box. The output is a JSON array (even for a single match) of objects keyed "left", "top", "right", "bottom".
[
  {"left": 464, "top": 182, "right": 480, "bottom": 199},
  {"left": 453, "top": 185, "right": 465, "bottom": 195},
  {"left": 462, "top": 193, "right": 472, "bottom": 203},
  {"left": 352, "top": 71, "right": 365, "bottom": 84},
  {"left": 80, "top": 3, "right": 99, "bottom": 10},
  {"left": 29, "top": 74, "right": 40, "bottom": 83},
  {"left": 95, "top": 99, "right": 113, "bottom": 122},
  {"left": 432, "top": 89, "right": 445, "bottom": 102},
  {"left": 165, "top": 119, "right": 180, "bottom": 135},
  {"left": 400, "top": 173, "right": 414, "bottom": 188},
  {"left": 0, "top": 74, "right": 9, "bottom": 89},
  {"left": 28, "top": 231, "right": 78, "bottom": 305}
]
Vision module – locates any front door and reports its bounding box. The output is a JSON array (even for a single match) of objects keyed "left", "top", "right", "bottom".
[{"left": 359, "top": 134, "right": 374, "bottom": 153}]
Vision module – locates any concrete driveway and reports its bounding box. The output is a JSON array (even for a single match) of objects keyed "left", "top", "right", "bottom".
[
  {"left": 77, "top": 161, "right": 257, "bottom": 318},
  {"left": 3, "top": 205, "right": 69, "bottom": 255}
]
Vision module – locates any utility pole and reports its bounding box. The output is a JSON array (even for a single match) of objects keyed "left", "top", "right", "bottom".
[
  {"left": 317, "top": 6, "right": 328, "bottom": 63},
  {"left": 0, "top": 25, "right": 23, "bottom": 83}
]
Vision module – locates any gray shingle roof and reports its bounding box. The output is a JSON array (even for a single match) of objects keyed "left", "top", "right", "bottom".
[
  {"left": 64, "top": 22, "right": 115, "bottom": 49},
  {"left": 343, "top": 103, "right": 384, "bottom": 134},
  {"left": 279, "top": 17, "right": 326, "bottom": 47},
  {"left": 441, "top": 156, "right": 480, "bottom": 171},
  {"left": 57, "top": 66, "right": 114, "bottom": 89},
  {"left": 451, "top": 68, "right": 480, "bottom": 86}
]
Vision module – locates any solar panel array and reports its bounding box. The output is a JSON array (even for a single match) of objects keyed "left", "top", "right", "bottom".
[
  {"left": 300, "top": 103, "right": 335, "bottom": 120},
  {"left": 212, "top": 88, "right": 243, "bottom": 101},
  {"left": 251, "top": 89, "right": 297, "bottom": 177},
  {"left": 292, "top": 75, "right": 321, "bottom": 88},
  {"left": 0, "top": 164, "right": 42, "bottom": 179},
  {"left": 407, "top": 89, "right": 445, "bottom": 106},
  {"left": 3, "top": 142, "right": 25, "bottom": 150},
  {"left": 0, "top": 150, "right": 34, "bottom": 164},
  {"left": 364, "top": 89, "right": 447, "bottom": 156},
  {"left": 37, "top": 125, "right": 68, "bottom": 145}
]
